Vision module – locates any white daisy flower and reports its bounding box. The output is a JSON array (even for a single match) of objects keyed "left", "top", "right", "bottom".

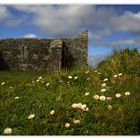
[
  {"left": 98, "top": 72, "right": 101, "bottom": 75},
  {"left": 113, "top": 75, "right": 118, "bottom": 78},
  {"left": 14, "top": 96, "right": 19, "bottom": 100},
  {"left": 68, "top": 76, "right": 72, "bottom": 79},
  {"left": 106, "top": 97, "right": 112, "bottom": 101},
  {"left": 85, "top": 71, "right": 89, "bottom": 74},
  {"left": 1, "top": 82, "right": 5, "bottom": 86},
  {"left": 103, "top": 78, "right": 108, "bottom": 82},
  {"left": 81, "top": 104, "right": 87, "bottom": 110},
  {"left": 3, "top": 128, "right": 12, "bottom": 135},
  {"left": 71, "top": 103, "right": 78, "bottom": 108},
  {"left": 101, "top": 88, "right": 106, "bottom": 92},
  {"left": 118, "top": 73, "right": 122, "bottom": 76},
  {"left": 77, "top": 103, "right": 83, "bottom": 108},
  {"left": 107, "top": 105, "right": 112, "bottom": 110},
  {"left": 115, "top": 93, "right": 121, "bottom": 98},
  {"left": 82, "top": 104, "right": 87, "bottom": 108},
  {"left": 99, "top": 96, "right": 106, "bottom": 101},
  {"left": 73, "top": 119, "right": 80, "bottom": 124},
  {"left": 36, "top": 79, "right": 40, "bottom": 82},
  {"left": 65, "top": 123, "right": 70, "bottom": 128},
  {"left": 28, "top": 114, "right": 35, "bottom": 119},
  {"left": 74, "top": 76, "right": 78, "bottom": 80},
  {"left": 101, "top": 83, "right": 106, "bottom": 87},
  {"left": 124, "top": 91, "right": 130, "bottom": 96},
  {"left": 59, "top": 80, "right": 63, "bottom": 83},
  {"left": 87, "top": 77, "right": 91, "bottom": 81},
  {"left": 38, "top": 76, "right": 42, "bottom": 80},
  {"left": 94, "top": 70, "right": 98, "bottom": 73},
  {"left": 85, "top": 92, "right": 90, "bottom": 96},
  {"left": 93, "top": 95, "right": 99, "bottom": 100},
  {"left": 85, "top": 107, "right": 89, "bottom": 112},
  {"left": 46, "top": 83, "right": 50, "bottom": 86},
  {"left": 50, "top": 110, "right": 55, "bottom": 115}
]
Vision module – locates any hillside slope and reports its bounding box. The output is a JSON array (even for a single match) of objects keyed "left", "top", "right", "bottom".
[{"left": 0, "top": 48, "right": 140, "bottom": 135}]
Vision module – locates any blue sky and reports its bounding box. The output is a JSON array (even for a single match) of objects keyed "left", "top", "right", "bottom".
[{"left": 0, "top": 5, "right": 140, "bottom": 59}]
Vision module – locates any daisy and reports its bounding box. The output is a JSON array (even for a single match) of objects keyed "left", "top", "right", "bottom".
[
  {"left": 71, "top": 103, "right": 78, "bottom": 108},
  {"left": 94, "top": 70, "right": 98, "bottom": 73},
  {"left": 68, "top": 76, "right": 72, "bottom": 79},
  {"left": 85, "top": 92, "right": 90, "bottom": 96},
  {"left": 101, "top": 88, "right": 106, "bottom": 92},
  {"left": 87, "top": 77, "right": 91, "bottom": 81},
  {"left": 65, "top": 123, "right": 70, "bottom": 128},
  {"left": 98, "top": 72, "right": 101, "bottom": 75},
  {"left": 113, "top": 75, "right": 118, "bottom": 78},
  {"left": 38, "top": 76, "right": 42, "bottom": 80},
  {"left": 3, "top": 128, "right": 12, "bottom": 135},
  {"left": 46, "top": 83, "right": 50, "bottom": 86},
  {"left": 101, "top": 83, "right": 106, "bottom": 87},
  {"left": 36, "top": 79, "right": 40, "bottom": 82},
  {"left": 14, "top": 96, "right": 19, "bottom": 100},
  {"left": 103, "top": 78, "right": 108, "bottom": 82},
  {"left": 93, "top": 95, "right": 99, "bottom": 100},
  {"left": 99, "top": 96, "right": 106, "bottom": 101},
  {"left": 85, "top": 107, "right": 89, "bottom": 111},
  {"left": 50, "top": 110, "right": 55, "bottom": 115},
  {"left": 115, "top": 93, "right": 121, "bottom": 98},
  {"left": 106, "top": 97, "right": 112, "bottom": 101},
  {"left": 73, "top": 120, "right": 80, "bottom": 124},
  {"left": 118, "top": 73, "right": 122, "bottom": 76},
  {"left": 77, "top": 103, "right": 83, "bottom": 108},
  {"left": 74, "top": 76, "right": 78, "bottom": 80},
  {"left": 107, "top": 105, "right": 112, "bottom": 110},
  {"left": 124, "top": 91, "right": 130, "bottom": 96},
  {"left": 85, "top": 71, "right": 89, "bottom": 74},
  {"left": 81, "top": 104, "right": 87, "bottom": 110},
  {"left": 1, "top": 82, "right": 5, "bottom": 86},
  {"left": 82, "top": 104, "right": 87, "bottom": 108},
  {"left": 59, "top": 80, "right": 63, "bottom": 83},
  {"left": 28, "top": 114, "right": 35, "bottom": 119}
]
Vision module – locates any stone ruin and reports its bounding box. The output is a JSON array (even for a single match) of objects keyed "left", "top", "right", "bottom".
[{"left": 0, "top": 30, "right": 88, "bottom": 72}]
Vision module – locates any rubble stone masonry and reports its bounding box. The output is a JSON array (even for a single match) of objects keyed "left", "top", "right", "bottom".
[{"left": 0, "top": 30, "right": 88, "bottom": 71}]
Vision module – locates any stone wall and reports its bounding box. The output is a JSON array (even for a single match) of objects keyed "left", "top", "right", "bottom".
[
  {"left": 62, "top": 30, "right": 88, "bottom": 69},
  {"left": 0, "top": 30, "right": 88, "bottom": 71}
]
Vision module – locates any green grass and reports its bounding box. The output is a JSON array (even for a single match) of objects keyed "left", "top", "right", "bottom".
[{"left": 0, "top": 48, "right": 140, "bottom": 135}]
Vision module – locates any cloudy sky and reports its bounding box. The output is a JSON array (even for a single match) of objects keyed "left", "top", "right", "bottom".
[{"left": 0, "top": 5, "right": 140, "bottom": 65}]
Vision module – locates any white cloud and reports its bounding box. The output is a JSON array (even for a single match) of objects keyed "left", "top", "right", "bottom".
[
  {"left": 0, "top": 6, "right": 12, "bottom": 22},
  {"left": 109, "top": 38, "right": 140, "bottom": 48},
  {"left": 1, "top": 5, "right": 140, "bottom": 47},
  {"left": 5, "top": 6, "right": 140, "bottom": 36},
  {"left": 110, "top": 11, "right": 140, "bottom": 34},
  {"left": 23, "top": 34, "right": 37, "bottom": 38},
  {"left": 0, "top": 6, "right": 22, "bottom": 27},
  {"left": 11, "top": 5, "right": 95, "bottom": 36}
]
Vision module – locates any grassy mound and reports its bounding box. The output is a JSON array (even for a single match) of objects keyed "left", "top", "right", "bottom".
[
  {"left": 98, "top": 48, "right": 140, "bottom": 76},
  {"left": 0, "top": 48, "right": 140, "bottom": 135}
]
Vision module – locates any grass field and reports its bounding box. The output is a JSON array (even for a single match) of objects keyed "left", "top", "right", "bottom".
[{"left": 0, "top": 48, "right": 140, "bottom": 135}]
